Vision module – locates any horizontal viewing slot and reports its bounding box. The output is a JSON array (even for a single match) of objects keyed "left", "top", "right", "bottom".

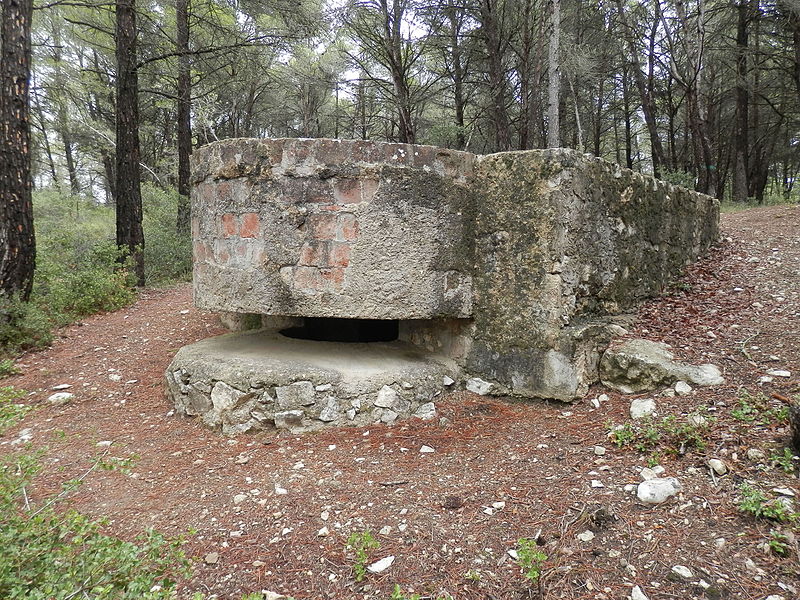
[{"left": 280, "top": 317, "right": 399, "bottom": 343}]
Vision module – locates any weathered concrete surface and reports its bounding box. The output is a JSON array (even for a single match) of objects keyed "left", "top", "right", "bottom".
[
  {"left": 166, "top": 329, "right": 455, "bottom": 434},
  {"left": 467, "top": 150, "right": 719, "bottom": 400},
  {"left": 191, "top": 138, "right": 474, "bottom": 320},
  {"left": 179, "top": 139, "right": 720, "bottom": 424}
]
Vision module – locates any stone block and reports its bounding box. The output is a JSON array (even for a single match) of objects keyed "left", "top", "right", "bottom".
[{"left": 275, "top": 381, "right": 315, "bottom": 410}]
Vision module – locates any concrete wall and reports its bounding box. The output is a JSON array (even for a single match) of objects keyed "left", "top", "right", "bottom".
[
  {"left": 190, "top": 139, "right": 719, "bottom": 401},
  {"left": 192, "top": 138, "right": 474, "bottom": 320}
]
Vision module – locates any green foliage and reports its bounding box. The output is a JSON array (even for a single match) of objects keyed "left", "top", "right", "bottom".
[
  {"left": 346, "top": 530, "right": 380, "bottom": 582},
  {"left": 660, "top": 170, "right": 696, "bottom": 189},
  {"left": 770, "top": 447, "right": 797, "bottom": 473},
  {"left": 0, "top": 359, "right": 20, "bottom": 378},
  {"left": 0, "top": 388, "right": 198, "bottom": 599},
  {"left": 515, "top": 538, "right": 547, "bottom": 584},
  {"left": 142, "top": 184, "right": 192, "bottom": 286},
  {"left": 0, "top": 387, "right": 30, "bottom": 434},
  {"left": 738, "top": 483, "right": 798, "bottom": 523},
  {"left": 731, "top": 390, "right": 788, "bottom": 426},
  {"left": 464, "top": 569, "right": 482, "bottom": 582},
  {"left": 768, "top": 530, "right": 791, "bottom": 557},
  {"left": 389, "top": 585, "right": 452, "bottom": 600},
  {"left": 607, "top": 410, "right": 713, "bottom": 458}
]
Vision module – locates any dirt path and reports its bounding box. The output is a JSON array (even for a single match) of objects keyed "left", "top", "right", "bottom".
[{"left": 2, "top": 205, "right": 799, "bottom": 600}]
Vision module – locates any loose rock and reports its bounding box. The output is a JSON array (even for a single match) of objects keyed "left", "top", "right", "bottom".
[
  {"left": 630, "top": 398, "right": 656, "bottom": 419},
  {"left": 707, "top": 459, "right": 728, "bottom": 475},
  {"left": 637, "top": 478, "right": 681, "bottom": 504},
  {"left": 47, "top": 392, "right": 74, "bottom": 405},
  {"left": 630, "top": 585, "right": 649, "bottom": 600},
  {"left": 466, "top": 377, "right": 493, "bottom": 395},
  {"left": 367, "top": 555, "right": 395, "bottom": 574}
]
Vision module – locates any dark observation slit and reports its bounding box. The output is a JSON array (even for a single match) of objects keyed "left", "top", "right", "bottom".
[{"left": 280, "top": 317, "right": 399, "bottom": 343}]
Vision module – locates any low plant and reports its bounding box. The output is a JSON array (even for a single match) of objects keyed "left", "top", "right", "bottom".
[
  {"left": 516, "top": 537, "right": 548, "bottom": 584},
  {"left": 389, "top": 585, "right": 452, "bottom": 600},
  {"left": 770, "top": 447, "right": 798, "bottom": 473},
  {"left": 0, "top": 386, "right": 198, "bottom": 599},
  {"left": 464, "top": 569, "right": 482, "bottom": 582},
  {"left": 0, "top": 386, "right": 29, "bottom": 433},
  {"left": 768, "top": 530, "right": 792, "bottom": 557},
  {"left": 738, "top": 483, "right": 798, "bottom": 523},
  {"left": 346, "top": 530, "right": 380, "bottom": 582},
  {"left": 731, "top": 390, "right": 788, "bottom": 426},
  {"left": 607, "top": 410, "right": 713, "bottom": 459},
  {"left": 0, "top": 359, "right": 19, "bottom": 378}
]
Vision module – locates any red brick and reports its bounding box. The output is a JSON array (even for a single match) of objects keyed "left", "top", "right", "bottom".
[
  {"left": 240, "top": 212, "right": 260, "bottom": 238},
  {"left": 307, "top": 213, "right": 336, "bottom": 240},
  {"left": 299, "top": 242, "right": 326, "bottom": 266},
  {"left": 293, "top": 266, "right": 326, "bottom": 291},
  {"left": 328, "top": 242, "right": 351, "bottom": 267},
  {"left": 336, "top": 213, "right": 359, "bottom": 241},
  {"left": 221, "top": 213, "right": 237, "bottom": 237},
  {"left": 333, "top": 178, "right": 361, "bottom": 204},
  {"left": 361, "top": 179, "right": 379, "bottom": 202},
  {"left": 321, "top": 267, "right": 345, "bottom": 288}
]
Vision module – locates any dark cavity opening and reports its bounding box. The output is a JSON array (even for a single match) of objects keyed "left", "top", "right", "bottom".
[{"left": 281, "top": 317, "right": 399, "bottom": 343}]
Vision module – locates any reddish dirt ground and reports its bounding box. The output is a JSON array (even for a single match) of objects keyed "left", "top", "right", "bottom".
[{"left": 2, "top": 205, "right": 799, "bottom": 600}]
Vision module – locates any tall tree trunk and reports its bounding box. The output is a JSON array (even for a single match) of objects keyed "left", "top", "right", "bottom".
[
  {"left": 175, "top": 0, "right": 192, "bottom": 233},
  {"left": 115, "top": 0, "right": 145, "bottom": 286},
  {"left": 446, "top": 0, "right": 466, "bottom": 149},
  {"left": 0, "top": 0, "right": 36, "bottom": 301},
  {"left": 546, "top": 0, "right": 561, "bottom": 148},
  {"left": 732, "top": 0, "right": 752, "bottom": 203},
  {"left": 479, "top": 0, "right": 511, "bottom": 151},
  {"left": 616, "top": 0, "right": 666, "bottom": 175},
  {"left": 52, "top": 16, "right": 80, "bottom": 195},
  {"left": 622, "top": 62, "right": 633, "bottom": 169}
]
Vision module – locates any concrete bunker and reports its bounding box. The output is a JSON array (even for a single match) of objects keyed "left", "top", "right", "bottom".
[{"left": 166, "top": 138, "right": 720, "bottom": 434}]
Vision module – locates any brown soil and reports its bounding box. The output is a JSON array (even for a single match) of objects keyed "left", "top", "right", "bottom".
[{"left": 2, "top": 205, "right": 799, "bottom": 600}]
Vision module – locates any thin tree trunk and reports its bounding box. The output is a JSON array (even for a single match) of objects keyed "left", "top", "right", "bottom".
[
  {"left": 547, "top": 0, "right": 560, "bottom": 148},
  {"left": 732, "top": 0, "right": 751, "bottom": 203},
  {"left": 175, "top": 0, "right": 192, "bottom": 233},
  {"left": 0, "top": 0, "right": 36, "bottom": 301},
  {"left": 446, "top": 0, "right": 466, "bottom": 149},
  {"left": 115, "top": 0, "right": 145, "bottom": 286},
  {"left": 616, "top": 0, "right": 666, "bottom": 175},
  {"left": 479, "top": 0, "right": 512, "bottom": 150}
]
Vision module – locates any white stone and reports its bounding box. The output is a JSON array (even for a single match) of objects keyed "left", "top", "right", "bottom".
[
  {"left": 261, "top": 592, "right": 286, "bottom": 600},
  {"left": 108, "top": 373, "right": 122, "bottom": 382},
  {"left": 577, "top": 530, "right": 595, "bottom": 542},
  {"left": 591, "top": 480, "right": 604, "bottom": 488},
  {"left": 379, "top": 525, "right": 392, "bottom": 535},
  {"left": 96, "top": 440, "right": 113, "bottom": 447},
  {"left": 466, "top": 377, "right": 493, "bottom": 395},
  {"left": 590, "top": 397, "right": 601, "bottom": 408},
  {"left": 766, "top": 370, "right": 791, "bottom": 378},
  {"left": 204, "top": 552, "right": 219, "bottom": 565},
  {"left": 274, "top": 485, "right": 288, "bottom": 495},
  {"left": 772, "top": 487, "right": 795, "bottom": 497},
  {"left": 707, "top": 459, "right": 727, "bottom": 475},
  {"left": 233, "top": 494, "right": 248, "bottom": 504},
  {"left": 763, "top": 596, "right": 785, "bottom": 600},
  {"left": 211, "top": 381, "right": 245, "bottom": 411},
  {"left": 687, "top": 364, "right": 724, "bottom": 386},
  {"left": 47, "top": 392, "right": 74, "bottom": 405},
  {"left": 637, "top": 478, "right": 681, "bottom": 504},
  {"left": 598, "top": 394, "right": 609, "bottom": 403},
  {"left": 419, "top": 445, "right": 435, "bottom": 453},
  {"left": 380, "top": 409, "right": 399, "bottom": 423},
  {"left": 651, "top": 465, "right": 665, "bottom": 475},
  {"left": 442, "top": 375, "right": 455, "bottom": 386},
  {"left": 413, "top": 402, "right": 437, "bottom": 420},
  {"left": 674, "top": 381, "right": 692, "bottom": 396},
  {"left": 375, "top": 385, "right": 399, "bottom": 408},
  {"left": 317, "top": 526, "right": 330, "bottom": 537},
  {"left": 367, "top": 555, "right": 395, "bottom": 574},
  {"left": 640, "top": 468, "right": 658, "bottom": 481},
  {"left": 318, "top": 397, "right": 340, "bottom": 422},
  {"left": 630, "top": 398, "right": 656, "bottom": 419},
  {"left": 747, "top": 448, "right": 766, "bottom": 462},
  {"left": 401, "top": 381, "right": 414, "bottom": 389},
  {"left": 671, "top": 565, "right": 693, "bottom": 579},
  {"left": 687, "top": 413, "right": 707, "bottom": 427},
  {"left": 51, "top": 384, "right": 72, "bottom": 390},
  {"left": 275, "top": 381, "right": 315, "bottom": 409},
  {"left": 594, "top": 446, "right": 607, "bottom": 456},
  {"left": 315, "top": 383, "right": 332, "bottom": 392},
  {"left": 491, "top": 501, "right": 506, "bottom": 510},
  {"left": 631, "top": 585, "right": 649, "bottom": 600}
]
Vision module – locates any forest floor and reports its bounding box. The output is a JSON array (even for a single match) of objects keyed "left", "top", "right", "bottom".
[{"left": 2, "top": 204, "right": 799, "bottom": 600}]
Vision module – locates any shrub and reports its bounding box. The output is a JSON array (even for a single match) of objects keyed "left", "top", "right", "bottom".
[{"left": 142, "top": 184, "right": 192, "bottom": 286}]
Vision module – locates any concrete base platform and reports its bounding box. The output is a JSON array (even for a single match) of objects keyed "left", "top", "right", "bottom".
[{"left": 165, "top": 330, "right": 457, "bottom": 435}]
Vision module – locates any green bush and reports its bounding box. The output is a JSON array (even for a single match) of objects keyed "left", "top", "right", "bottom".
[
  {"left": 1, "top": 187, "right": 192, "bottom": 355},
  {"left": 142, "top": 184, "right": 192, "bottom": 286},
  {"left": 0, "top": 386, "right": 195, "bottom": 599}
]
